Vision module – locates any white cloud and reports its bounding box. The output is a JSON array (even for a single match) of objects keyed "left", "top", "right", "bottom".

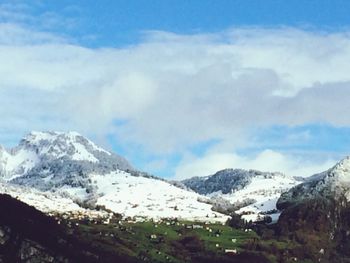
[
  {"left": 0, "top": 23, "right": 66, "bottom": 45},
  {"left": 0, "top": 1, "right": 79, "bottom": 33},
  {"left": 1, "top": 23, "right": 350, "bottom": 177},
  {"left": 174, "top": 150, "right": 337, "bottom": 180}
]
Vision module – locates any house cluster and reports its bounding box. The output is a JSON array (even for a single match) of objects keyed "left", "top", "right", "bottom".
[
  {"left": 52, "top": 212, "right": 241, "bottom": 259},
  {"left": 147, "top": 219, "right": 240, "bottom": 256},
  {"left": 51, "top": 209, "right": 124, "bottom": 229}
]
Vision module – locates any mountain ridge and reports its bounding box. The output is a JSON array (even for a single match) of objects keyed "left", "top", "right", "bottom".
[
  {"left": 182, "top": 168, "right": 303, "bottom": 222},
  {"left": 0, "top": 131, "right": 228, "bottom": 222},
  {"left": 0, "top": 131, "right": 133, "bottom": 182},
  {"left": 277, "top": 155, "right": 350, "bottom": 210}
]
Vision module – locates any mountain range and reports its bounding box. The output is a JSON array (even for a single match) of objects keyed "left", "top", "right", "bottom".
[
  {"left": 2, "top": 131, "right": 348, "bottom": 225},
  {"left": 0, "top": 132, "right": 228, "bottom": 222},
  {"left": 3, "top": 131, "right": 350, "bottom": 226},
  {"left": 2, "top": 131, "right": 350, "bottom": 262}
]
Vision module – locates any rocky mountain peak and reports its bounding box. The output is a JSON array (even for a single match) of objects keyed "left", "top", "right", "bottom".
[
  {"left": 15, "top": 131, "right": 111, "bottom": 162},
  {"left": 277, "top": 157, "right": 350, "bottom": 210},
  {"left": 0, "top": 131, "right": 133, "bottom": 186},
  {"left": 304, "top": 156, "right": 350, "bottom": 193},
  {"left": 327, "top": 156, "right": 350, "bottom": 182}
]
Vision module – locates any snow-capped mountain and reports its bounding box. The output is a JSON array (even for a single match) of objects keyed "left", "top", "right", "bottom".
[
  {"left": 182, "top": 169, "right": 303, "bottom": 222},
  {"left": 0, "top": 131, "right": 228, "bottom": 222},
  {"left": 0, "top": 131, "right": 132, "bottom": 182},
  {"left": 277, "top": 156, "right": 350, "bottom": 209},
  {"left": 274, "top": 156, "right": 350, "bottom": 257}
]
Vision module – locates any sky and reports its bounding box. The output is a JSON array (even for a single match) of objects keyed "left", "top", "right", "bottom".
[{"left": 1, "top": 0, "right": 350, "bottom": 179}]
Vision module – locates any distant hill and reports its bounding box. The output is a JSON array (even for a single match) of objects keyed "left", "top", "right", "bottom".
[{"left": 182, "top": 168, "right": 303, "bottom": 222}]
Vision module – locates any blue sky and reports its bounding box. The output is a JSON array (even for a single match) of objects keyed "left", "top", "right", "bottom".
[
  {"left": 5, "top": 0, "right": 350, "bottom": 47},
  {"left": 1, "top": 0, "right": 350, "bottom": 178}
]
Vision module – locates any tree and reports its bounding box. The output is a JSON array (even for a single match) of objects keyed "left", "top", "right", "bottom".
[{"left": 227, "top": 213, "right": 245, "bottom": 228}]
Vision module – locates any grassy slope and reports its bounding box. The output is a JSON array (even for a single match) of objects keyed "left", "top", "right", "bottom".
[
  {"left": 68, "top": 218, "right": 258, "bottom": 262},
  {"left": 0, "top": 192, "right": 330, "bottom": 263}
]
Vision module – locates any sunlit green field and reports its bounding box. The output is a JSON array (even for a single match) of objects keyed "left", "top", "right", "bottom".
[{"left": 68, "top": 219, "right": 258, "bottom": 262}]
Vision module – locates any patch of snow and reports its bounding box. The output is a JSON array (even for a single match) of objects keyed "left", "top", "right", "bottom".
[
  {"left": 278, "top": 156, "right": 350, "bottom": 206},
  {"left": 204, "top": 173, "right": 300, "bottom": 222},
  {"left": 0, "top": 181, "right": 106, "bottom": 218},
  {"left": 91, "top": 171, "right": 228, "bottom": 222},
  {"left": 70, "top": 141, "right": 99, "bottom": 162},
  {"left": 0, "top": 148, "right": 39, "bottom": 180}
]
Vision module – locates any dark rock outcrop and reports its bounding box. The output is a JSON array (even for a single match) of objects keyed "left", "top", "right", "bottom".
[
  {"left": 275, "top": 157, "right": 350, "bottom": 262},
  {"left": 0, "top": 194, "right": 135, "bottom": 263}
]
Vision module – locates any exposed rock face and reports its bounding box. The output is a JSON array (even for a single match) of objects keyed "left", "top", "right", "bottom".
[
  {"left": 0, "top": 226, "right": 10, "bottom": 246},
  {"left": 0, "top": 194, "right": 68, "bottom": 263},
  {"left": 12, "top": 239, "right": 57, "bottom": 263}
]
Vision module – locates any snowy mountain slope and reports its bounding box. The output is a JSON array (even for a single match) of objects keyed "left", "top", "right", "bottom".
[
  {"left": 182, "top": 169, "right": 303, "bottom": 222},
  {"left": 0, "top": 131, "right": 228, "bottom": 222},
  {"left": 0, "top": 131, "right": 132, "bottom": 188},
  {"left": 230, "top": 173, "right": 300, "bottom": 222},
  {"left": 273, "top": 157, "right": 350, "bottom": 260},
  {"left": 0, "top": 143, "right": 39, "bottom": 181},
  {"left": 90, "top": 171, "right": 227, "bottom": 221},
  {"left": 277, "top": 156, "right": 350, "bottom": 209},
  {"left": 0, "top": 181, "right": 107, "bottom": 218},
  {"left": 0, "top": 174, "right": 228, "bottom": 222}
]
